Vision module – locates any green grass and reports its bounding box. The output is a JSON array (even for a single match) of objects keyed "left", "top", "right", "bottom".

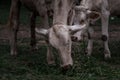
[{"left": 0, "top": 40, "right": 120, "bottom": 80}]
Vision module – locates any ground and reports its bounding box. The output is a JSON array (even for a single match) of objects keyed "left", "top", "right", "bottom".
[
  {"left": 0, "top": 23, "right": 120, "bottom": 80},
  {"left": 0, "top": 23, "right": 120, "bottom": 43}
]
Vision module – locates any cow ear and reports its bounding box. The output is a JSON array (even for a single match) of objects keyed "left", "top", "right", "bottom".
[
  {"left": 74, "top": 6, "right": 81, "bottom": 10},
  {"left": 35, "top": 28, "right": 49, "bottom": 37},
  {"left": 87, "top": 11, "right": 100, "bottom": 21}
]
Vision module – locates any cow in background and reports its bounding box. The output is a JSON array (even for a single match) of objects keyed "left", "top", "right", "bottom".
[
  {"left": 7, "top": 0, "right": 51, "bottom": 56},
  {"left": 71, "top": 0, "right": 120, "bottom": 58}
]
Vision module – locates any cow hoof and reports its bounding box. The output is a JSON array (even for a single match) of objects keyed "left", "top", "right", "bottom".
[
  {"left": 85, "top": 50, "right": 88, "bottom": 55},
  {"left": 104, "top": 50, "right": 111, "bottom": 59},
  {"left": 10, "top": 51, "right": 18, "bottom": 56},
  {"left": 85, "top": 49, "right": 89, "bottom": 55},
  {"left": 104, "top": 53, "right": 111, "bottom": 59},
  {"left": 85, "top": 49, "right": 92, "bottom": 57}
]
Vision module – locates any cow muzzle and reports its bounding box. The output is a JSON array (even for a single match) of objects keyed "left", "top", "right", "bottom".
[
  {"left": 71, "top": 36, "right": 83, "bottom": 42},
  {"left": 61, "top": 64, "right": 72, "bottom": 74}
]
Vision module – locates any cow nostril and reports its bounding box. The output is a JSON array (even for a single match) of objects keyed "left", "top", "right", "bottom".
[
  {"left": 61, "top": 64, "right": 72, "bottom": 74},
  {"left": 71, "top": 36, "right": 78, "bottom": 41},
  {"left": 74, "top": 37, "right": 78, "bottom": 41}
]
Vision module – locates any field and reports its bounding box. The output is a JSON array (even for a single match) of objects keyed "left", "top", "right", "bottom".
[{"left": 0, "top": 1, "right": 120, "bottom": 80}]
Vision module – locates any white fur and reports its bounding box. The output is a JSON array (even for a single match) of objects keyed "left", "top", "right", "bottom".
[
  {"left": 35, "top": 28, "right": 48, "bottom": 36},
  {"left": 69, "top": 24, "right": 86, "bottom": 32},
  {"left": 74, "top": 0, "right": 112, "bottom": 58}
]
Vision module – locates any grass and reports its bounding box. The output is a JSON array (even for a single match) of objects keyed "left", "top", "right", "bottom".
[{"left": 0, "top": 40, "right": 120, "bottom": 80}]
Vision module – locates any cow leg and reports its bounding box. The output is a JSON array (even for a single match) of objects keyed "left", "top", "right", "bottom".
[
  {"left": 37, "top": 0, "right": 49, "bottom": 29},
  {"left": 8, "top": 0, "right": 20, "bottom": 55},
  {"left": 47, "top": 44, "right": 55, "bottom": 65},
  {"left": 30, "top": 12, "right": 36, "bottom": 51},
  {"left": 40, "top": 13, "right": 49, "bottom": 28},
  {"left": 86, "top": 27, "right": 94, "bottom": 56},
  {"left": 101, "top": 6, "right": 111, "bottom": 58},
  {"left": 67, "top": 9, "right": 75, "bottom": 25}
]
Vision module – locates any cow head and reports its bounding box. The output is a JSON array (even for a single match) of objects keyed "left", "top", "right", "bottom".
[
  {"left": 71, "top": 5, "right": 100, "bottom": 42},
  {"left": 36, "top": 24, "right": 86, "bottom": 68}
]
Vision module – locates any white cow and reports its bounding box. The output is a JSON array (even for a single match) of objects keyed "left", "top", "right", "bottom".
[
  {"left": 8, "top": 0, "right": 85, "bottom": 70},
  {"left": 36, "top": 0, "right": 87, "bottom": 69},
  {"left": 71, "top": 0, "right": 120, "bottom": 58}
]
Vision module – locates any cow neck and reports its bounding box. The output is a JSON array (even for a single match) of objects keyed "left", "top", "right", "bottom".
[
  {"left": 53, "top": 0, "right": 74, "bottom": 25},
  {"left": 80, "top": 0, "right": 94, "bottom": 9}
]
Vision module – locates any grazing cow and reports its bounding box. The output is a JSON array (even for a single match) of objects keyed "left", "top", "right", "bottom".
[
  {"left": 7, "top": 0, "right": 85, "bottom": 69},
  {"left": 7, "top": 0, "right": 51, "bottom": 55},
  {"left": 71, "top": 0, "right": 120, "bottom": 58},
  {"left": 36, "top": 0, "right": 87, "bottom": 69}
]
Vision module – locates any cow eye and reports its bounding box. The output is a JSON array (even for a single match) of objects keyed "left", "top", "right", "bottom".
[{"left": 80, "top": 20, "right": 85, "bottom": 24}]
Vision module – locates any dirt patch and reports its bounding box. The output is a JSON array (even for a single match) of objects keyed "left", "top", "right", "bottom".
[
  {"left": 0, "top": 24, "right": 30, "bottom": 40},
  {"left": 0, "top": 24, "right": 120, "bottom": 44}
]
